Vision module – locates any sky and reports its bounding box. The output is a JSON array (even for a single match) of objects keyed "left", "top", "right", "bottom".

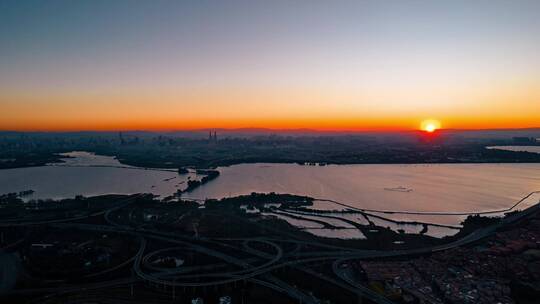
[{"left": 1, "top": 0, "right": 539, "bottom": 131}]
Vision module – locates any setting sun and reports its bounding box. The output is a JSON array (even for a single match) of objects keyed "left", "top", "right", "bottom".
[{"left": 421, "top": 120, "right": 441, "bottom": 133}]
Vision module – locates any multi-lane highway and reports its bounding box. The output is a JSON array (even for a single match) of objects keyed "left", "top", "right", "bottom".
[{"left": 2, "top": 193, "right": 539, "bottom": 304}]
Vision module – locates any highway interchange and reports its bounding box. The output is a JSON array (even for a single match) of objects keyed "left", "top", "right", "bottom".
[{"left": 1, "top": 193, "right": 539, "bottom": 304}]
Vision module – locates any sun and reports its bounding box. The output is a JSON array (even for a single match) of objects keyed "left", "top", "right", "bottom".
[
  {"left": 421, "top": 120, "right": 441, "bottom": 133},
  {"left": 425, "top": 124, "right": 436, "bottom": 132}
]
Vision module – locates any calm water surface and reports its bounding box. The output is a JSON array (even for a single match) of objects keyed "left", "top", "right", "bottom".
[
  {"left": 1, "top": 153, "right": 540, "bottom": 227},
  {"left": 0, "top": 152, "right": 193, "bottom": 200},
  {"left": 189, "top": 163, "right": 540, "bottom": 215}
]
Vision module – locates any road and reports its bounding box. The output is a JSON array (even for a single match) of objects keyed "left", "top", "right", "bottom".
[{"left": 2, "top": 193, "right": 539, "bottom": 304}]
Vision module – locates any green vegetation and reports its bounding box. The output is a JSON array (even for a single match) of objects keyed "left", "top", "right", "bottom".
[
  {"left": 205, "top": 192, "right": 313, "bottom": 209},
  {"left": 178, "top": 167, "right": 189, "bottom": 174},
  {"left": 181, "top": 169, "right": 220, "bottom": 192}
]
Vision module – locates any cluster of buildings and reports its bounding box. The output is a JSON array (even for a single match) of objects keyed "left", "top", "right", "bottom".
[
  {"left": 512, "top": 137, "right": 538, "bottom": 144},
  {"left": 24, "top": 234, "right": 124, "bottom": 277},
  {"left": 191, "top": 296, "right": 231, "bottom": 304},
  {"left": 353, "top": 216, "right": 540, "bottom": 303},
  {"left": 208, "top": 131, "right": 218, "bottom": 142},
  {"left": 355, "top": 260, "right": 443, "bottom": 303}
]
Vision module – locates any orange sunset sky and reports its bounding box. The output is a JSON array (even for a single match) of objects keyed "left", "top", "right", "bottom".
[{"left": 1, "top": 1, "right": 539, "bottom": 132}]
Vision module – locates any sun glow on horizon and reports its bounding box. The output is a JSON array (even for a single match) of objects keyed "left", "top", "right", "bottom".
[{"left": 421, "top": 120, "right": 441, "bottom": 133}]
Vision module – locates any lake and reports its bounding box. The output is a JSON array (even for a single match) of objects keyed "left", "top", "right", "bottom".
[
  {"left": 188, "top": 162, "right": 540, "bottom": 225},
  {"left": 1, "top": 152, "right": 539, "bottom": 226},
  {"left": 0, "top": 152, "right": 195, "bottom": 200}
]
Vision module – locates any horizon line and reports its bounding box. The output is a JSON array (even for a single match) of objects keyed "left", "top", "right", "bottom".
[{"left": 1, "top": 126, "right": 540, "bottom": 134}]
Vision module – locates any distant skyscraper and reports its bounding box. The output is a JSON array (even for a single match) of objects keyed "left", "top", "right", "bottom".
[
  {"left": 119, "top": 132, "right": 125, "bottom": 145},
  {"left": 208, "top": 131, "right": 217, "bottom": 142}
]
